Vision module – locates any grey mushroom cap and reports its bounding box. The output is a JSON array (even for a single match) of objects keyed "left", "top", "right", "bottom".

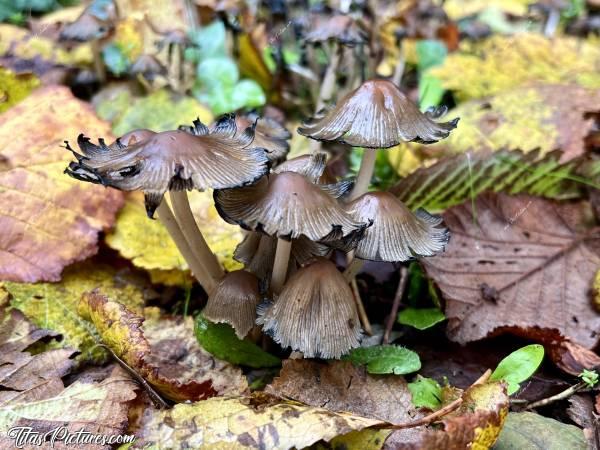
[
  {"left": 345, "top": 191, "right": 449, "bottom": 262},
  {"left": 304, "top": 14, "right": 368, "bottom": 47},
  {"left": 258, "top": 258, "right": 362, "bottom": 358},
  {"left": 202, "top": 270, "right": 261, "bottom": 339},
  {"left": 298, "top": 79, "right": 459, "bottom": 148}
]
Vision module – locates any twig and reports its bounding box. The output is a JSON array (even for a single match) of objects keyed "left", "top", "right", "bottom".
[
  {"left": 525, "top": 381, "right": 587, "bottom": 410},
  {"left": 383, "top": 266, "right": 408, "bottom": 344}
]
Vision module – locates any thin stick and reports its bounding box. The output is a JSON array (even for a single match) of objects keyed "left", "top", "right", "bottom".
[
  {"left": 350, "top": 277, "right": 372, "bottom": 336},
  {"left": 383, "top": 266, "right": 407, "bottom": 344},
  {"left": 156, "top": 199, "right": 216, "bottom": 294},
  {"left": 170, "top": 190, "right": 224, "bottom": 281},
  {"left": 525, "top": 381, "right": 587, "bottom": 410},
  {"left": 343, "top": 257, "right": 364, "bottom": 281},
  {"left": 350, "top": 149, "right": 377, "bottom": 200},
  {"left": 271, "top": 238, "right": 292, "bottom": 294},
  {"left": 90, "top": 40, "right": 106, "bottom": 83}
]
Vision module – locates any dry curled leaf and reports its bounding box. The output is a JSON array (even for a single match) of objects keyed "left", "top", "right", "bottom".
[
  {"left": 78, "top": 292, "right": 247, "bottom": 402},
  {"left": 423, "top": 193, "right": 600, "bottom": 349},
  {"left": 0, "top": 86, "right": 123, "bottom": 282}
]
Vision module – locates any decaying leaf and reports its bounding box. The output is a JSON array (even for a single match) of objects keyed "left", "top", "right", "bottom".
[
  {"left": 0, "top": 86, "right": 123, "bottom": 282},
  {"left": 390, "top": 150, "right": 598, "bottom": 213},
  {"left": 422, "top": 193, "right": 600, "bottom": 349},
  {"left": 410, "top": 84, "right": 600, "bottom": 162},
  {"left": 442, "top": 0, "right": 534, "bottom": 20},
  {"left": 3, "top": 263, "right": 145, "bottom": 364},
  {"left": 131, "top": 392, "right": 382, "bottom": 449},
  {"left": 78, "top": 291, "right": 247, "bottom": 401},
  {"left": 0, "top": 68, "right": 39, "bottom": 114},
  {"left": 106, "top": 191, "right": 243, "bottom": 277},
  {"left": 431, "top": 34, "right": 600, "bottom": 100}
]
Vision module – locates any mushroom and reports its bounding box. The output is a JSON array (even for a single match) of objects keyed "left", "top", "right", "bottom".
[
  {"left": 298, "top": 79, "right": 459, "bottom": 200},
  {"left": 258, "top": 258, "right": 362, "bottom": 358},
  {"left": 213, "top": 167, "right": 367, "bottom": 293},
  {"left": 273, "top": 153, "right": 336, "bottom": 184},
  {"left": 64, "top": 115, "right": 270, "bottom": 293},
  {"left": 130, "top": 54, "right": 167, "bottom": 91},
  {"left": 202, "top": 270, "right": 262, "bottom": 338},
  {"left": 59, "top": 0, "right": 118, "bottom": 83},
  {"left": 343, "top": 191, "right": 449, "bottom": 279}
]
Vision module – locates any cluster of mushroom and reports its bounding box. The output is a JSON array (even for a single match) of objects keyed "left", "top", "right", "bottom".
[{"left": 65, "top": 79, "right": 457, "bottom": 359}]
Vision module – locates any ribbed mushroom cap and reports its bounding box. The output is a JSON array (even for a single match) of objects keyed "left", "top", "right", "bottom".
[
  {"left": 65, "top": 116, "right": 269, "bottom": 217},
  {"left": 234, "top": 232, "right": 330, "bottom": 279},
  {"left": 214, "top": 171, "right": 366, "bottom": 244},
  {"left": 236, "top": 114, "right": 290, "bottom": 164},
  {"left": 345, "top": 191, "right": 449, "bottom": 262},
  {"left": 259, "top": 258, "right": 361, "bottom": 358},
  {"left": 59, "top": 0, "right": 117, "bottom": 42},
  {"left": 304, "top": 14, "right": 367, "bottom": 47},
  {"left": 202, "top": 270, "right": 261, "bottom": 339},
  {"left": 130, "top": 54, "right": 166, "bottom": 80},
  {"left": 273, "top": 153, "right": 336, "bottom": 184},
  {"left": 298, "top": 79, "right": 459, "bottom": 148}
]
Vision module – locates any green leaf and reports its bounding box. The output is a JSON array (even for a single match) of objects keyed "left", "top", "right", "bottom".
[
  {"left": 344, "top": 345, "right": 421, "bottom": 375},
  {"left": 490, "top": 344, "right": 544, "bottom": 395},
  {"left": 407, "top": 376, "right": 442, "bottom": 409},
  {"left": 194, "top": 314, "right": 280, "bottom": 368},
  {"left": 189, "top": 21, "right": 227, "bottom": 60},
  {"left": 416, "top": 39, "right": 447, "bottom": 72},
  {"left": 231, "top": 79, "right": 266, "bottom": 110},
  {"left": 398, "top": 307, "right": 446, "bottom": 330},
  {"left": 494, "top": 412, "right": 587, "bottom": 450},
  {"left": 197, "top": 57, "right": 239, "bottom": 88},
  {"left": 195, "top": 83, "right": 235, "bottom": 115},
  {"left": 102, "top": 43, "right": 130, "bottom": 76},
  {"left": 419, "top": 71, "right": 445, "bottom": 110}
]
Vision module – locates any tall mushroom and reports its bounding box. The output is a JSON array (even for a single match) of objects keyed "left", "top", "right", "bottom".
[
  {"left": 64, "top": 116, "right": 270, "bottom": 293},
  {"left": 258, "top": 258, "right": 362, "bottom": 358},
  {"left": 298, "top": 78, "right": 459, "bottom": 200}
]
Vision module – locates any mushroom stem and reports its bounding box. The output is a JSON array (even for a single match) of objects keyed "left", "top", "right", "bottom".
[
  {"left": 156, "top": 199, "right": 216, "bottom": 294},
  {"left": 271, "top": 238, "right": 292, "bottom": 294},
  {"left": 343, "top": 257, "right": 364, "bottom": 281},
  {"left": 350, "top": 277, "right": 373, "bottom": 335},
  {"left": 184, "top": 0, "right": 200, "bottom": 33},
  {"left": 544, "top": 7, "right": 560, "bottom": 37},
  {"left": 90, "top": 40, "right": 106, "bottom": 83},
  {"left": 350, "top": 148, "right": 377, "bottom": 200},
  {"left": 392, "top": 43, "right": 406, "bottom": 86},
  {"left": 316, "top": 42, "right": 342, "bottom": 111},
  {"left": 169, "top": 190, "right": 225, "bottom": 281}
]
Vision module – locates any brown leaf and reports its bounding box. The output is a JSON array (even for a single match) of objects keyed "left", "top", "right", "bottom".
[
  {"left": 78, "top": 292, "right": 247, "bottom": 402},
  {"left": 0, "top": 86, "right": 123, "bottom": 282},
  {"left": 423, "top": 193, "right": 600, "bottom": 349},
  {"left": 549, "top": 339, "right": 600, "bottom": 376}
]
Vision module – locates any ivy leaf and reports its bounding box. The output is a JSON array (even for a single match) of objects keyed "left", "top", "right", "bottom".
[
  {"left": 345, "top": 345, "right": 421, "bottom": 375},
  {"left": 490, "top": 345, "right": 545, "bottom": 395},
  {"left": 101, "top": 43, "right": 130, "bottom": 76},
  {"left": 231, "top": 79, "right": 266, "bottom": 110},
  {"left": 194, "top": 314, "right": 281, "bottom": 368},
  {"left": 197, "top": 57, "right": 239, "bottom": 88},
  {"left": 398, "top": 307, "right": 446, "bottom": 331},
  {"left": 407, "top": 376, "right": 442, "bottom": 409},
  {"left": 189, "top": 21, "right": 227, "bottom": 60}
]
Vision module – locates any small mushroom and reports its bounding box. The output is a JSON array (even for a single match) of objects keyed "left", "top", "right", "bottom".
[
  {"left": 343, "top": 191, "right": 449, "bottom": 279},
  {"left": 214, "top": 169, "right": 367, "bottom": 293},
  {"left": 202, "top": 270, "right": 262, "bottom": 339},
  {"left": 258, "top": 258, "right": 362, "bottom": 358},
  {"left": 274, "top": 154, "right": 337, "bottom": 184},
  {"left": 298, "top": 79, "right": 459, "bottom": 199},
  {"left": 130, "top": 54, "right": 167, "bottom": 90}
]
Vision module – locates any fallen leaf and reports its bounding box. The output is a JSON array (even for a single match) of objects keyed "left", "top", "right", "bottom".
[
  {"left": 2, "top": 263, "right": 146, "bottom": 364},
  {"left": 422, "top": 193, "right": 600, "bottom": 349},
  {"left": 0, "top": 86, "right": 123, "bottom": 282},
  {"left": 345, "top": 345, "right": 422, "bottom": 375},
  {"left": 443, "top": 0, "right": 534, "bottom": 20},
  {"left": 567, "top": 395, "right": 600, "bottom": 450},
  {"left": 411, "top": 84, "right": 600, "bottom": 162},
  {"left": 131, "top": 392, "right": 382, "bottom": 449},
  {"left": 0, "top": 67, "right": 39, "bottom": 113},
  {"left": 493, "top": 412, "right": 588, "bottom": 450},
  {"left": 389, "top": 150, "right": 597, "bottom": 212},
  {"left": 431, "top": 34, "right": 600, "bottom": 100},
  {"left": 105, "top": 191, "right": 243, "bottom": 277},
  {"left": 398, "top": 307, "right": 447, "bottom": 330},
  {"left": 548, "top": 338, "right": 600, "bottom": 376},
  {"left": 408, "top": 376, "right": 443, "bottom": 409},
  {"left": 78, "top": 291, "right": 246, "bottom": 401},
  {"left": 490, "top": 345, "right": 545, "bottom": 395}
]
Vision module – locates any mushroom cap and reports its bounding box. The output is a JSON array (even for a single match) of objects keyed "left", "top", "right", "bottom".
[
  {"left": 214, "top": 171, "right": 366, "bottom": 243},
  {"left": 274, "top": 154, "right": 337, "bottom": 184},
  {"left": 298, "top": 79, "right": 459, "bottom": 148},
  {"left": 202, "top": 270, "right": 261, "bottom": 339},
  {"left": 259, "top": 258, "right": 361, "bottom": 358},
  {"left": 304, "top": 14, "right": 367, "bottom": 47},
  {"left": 236, "top": 115, "right": 290, "bottom": 164},
  {"left": 65, "top": 116, "right": 270, "bottom": 217},
  {"left": 234, "top": 232, "right": 330, "bottom": 280},
  {"left": 346, "top": 191, "right": 449, "bottom": 262},
  {"left": 130, "top": 54, "right": 166, "bottom": 80},
  {"left": 59, "top": 0, "right": 117, "bottom": 42}
]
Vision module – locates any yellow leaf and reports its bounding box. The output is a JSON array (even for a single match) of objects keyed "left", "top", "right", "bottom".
[
  {"left": 0, "top": 68, "right": 39, "bottom": 114},
  {"left": 113, "top": 17, "right": 144, "bottom": 61},
  {"left": 132, "top": 392, "right": 382, "bottom": 449},
  {"left": 106, "top": 191, "right": 243, "bottom": 278},
  {"left": 431, "top": 33, "right": 600, "bottom": 101},
  {"left": 443, "top": 0, "right": 534, "bottom": 20},
  {"left": 2, "top": 263, "right": 146, "bottom": 364}
]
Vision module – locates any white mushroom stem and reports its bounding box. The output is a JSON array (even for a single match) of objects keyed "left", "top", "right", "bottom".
[
  {"left": 169, "top": 190, "right": 224, "bottom": 281},
  {"left": 350, "top": 277, "right": 373, "bottom": 335},
  {"left": 343, "top": 257, "right": 364, "bottom": 281},
  {"left": 316, "top": 43, "right": 342, "bottom": 112},
  {"left": 271, "top": 238, "right": 292, "bottom": 294},
  {"left": 156, "top": 199, "right": 216, "bottom": 294},
  {"left": 349, "top": 148, "right": 377, "bottom": 200},
  {"left": 184, "top": 0, "right": 200, "bottom": 33}
]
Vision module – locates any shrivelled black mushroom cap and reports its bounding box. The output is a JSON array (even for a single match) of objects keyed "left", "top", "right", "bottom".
[
  {"left": 59, "top": 0, "right": 117, "bottom": 42},
  {"left": 304, "top": 14, "right": 368, "bottom": 47},
  {"left": 234, "top": 232, "right": 330, "bottom": 280},
  {"left": 213, "top": 170, "right": 366, "bottom": 245},
  {"left": 258, "top": 258, "right": 362, "bottom": 358},
  {"left": 345, "top": 191, "right": 449, "bottom": 262},
  {"left": 298, "top": 79, "right": 459, "bottom": 148},
  {"left": 202, "top": 270, "right": 261, "bottom": 339},
  {"left": 64, "top": 115, "right": 270, "bottom": 218}
]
